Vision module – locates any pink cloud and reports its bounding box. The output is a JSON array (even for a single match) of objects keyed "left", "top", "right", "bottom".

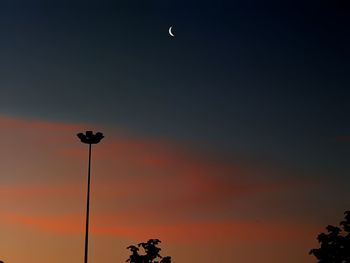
[{"left": 336, "top": 135, "right": 350, "bottom": 142}]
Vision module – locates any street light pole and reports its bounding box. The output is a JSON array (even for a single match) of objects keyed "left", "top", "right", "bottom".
[
  {"left": 77, "top": 131, "right": 104, "bottom": 263},
  {"left": 84, "top": 143, "right": 91, "bottom": 263}
]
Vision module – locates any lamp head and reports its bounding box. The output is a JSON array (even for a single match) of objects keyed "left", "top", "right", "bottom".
[{"left": 77, "top": 131, "right": 104, "bottom": 144}]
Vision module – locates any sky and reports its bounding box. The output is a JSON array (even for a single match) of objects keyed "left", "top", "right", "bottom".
[{"left": 0, "top": 0, "right": 349, "bottom": 262}]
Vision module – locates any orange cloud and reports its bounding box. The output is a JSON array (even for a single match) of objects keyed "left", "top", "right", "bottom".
[
  {"left": 0, "top": 114, "right": 311, "bottom": 244},
  {"left": 0, "top": 213, "right": 82, "bottom": 235},
  {"left": 0, "top": 184, "right": 81, "bottom": 200},
  {"left": 0, "top": 211, "right": 320, "bottom": 244}
]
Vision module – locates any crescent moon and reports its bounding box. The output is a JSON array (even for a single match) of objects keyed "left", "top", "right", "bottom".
[{"left": 168, "top": 26, "right": 175, "bottom": 37}]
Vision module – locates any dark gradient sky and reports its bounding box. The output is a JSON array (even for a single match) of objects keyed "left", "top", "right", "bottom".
[
  {"left": 0, "top": 1, "right": 350, "bottom": 262},
  {"left": 2, "top": 1, "right": 349, "bottom": 147}
]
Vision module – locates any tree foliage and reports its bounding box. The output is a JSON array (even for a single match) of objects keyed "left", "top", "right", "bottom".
[
  {"left": 310, "top": 211, "right": 350, "bottom": 262},
  {"left": 126, "top": 239, "right": 171, "bottom": 263}
]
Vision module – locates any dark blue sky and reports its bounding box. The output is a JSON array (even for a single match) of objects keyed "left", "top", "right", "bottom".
[{"left": 1, "top": 0, "right": 349, "bottom": 176}]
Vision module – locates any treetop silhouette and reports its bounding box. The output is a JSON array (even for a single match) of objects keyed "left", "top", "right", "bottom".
[
  {"left": 310, "top": 210, "right": 350, "bottom": 262},
  {"left": 126, "top": 239, "right": 171, "bottom": 263}
]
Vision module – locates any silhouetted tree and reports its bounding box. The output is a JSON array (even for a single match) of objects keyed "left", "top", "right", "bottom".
[
  {"left": 310, "top": 210, "right": 350, "bottom": 262},
  {"left": 126, "top": 239, "right": 172, "bottom": 263}
]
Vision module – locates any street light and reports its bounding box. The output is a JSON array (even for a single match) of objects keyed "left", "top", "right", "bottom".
[{"left": 77, "top": 131, "right": 104, "bottom": 263}]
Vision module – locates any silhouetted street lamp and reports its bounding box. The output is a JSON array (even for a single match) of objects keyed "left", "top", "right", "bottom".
[{"left": 77, "top": 131, "right": 104, "bottom": 263}]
